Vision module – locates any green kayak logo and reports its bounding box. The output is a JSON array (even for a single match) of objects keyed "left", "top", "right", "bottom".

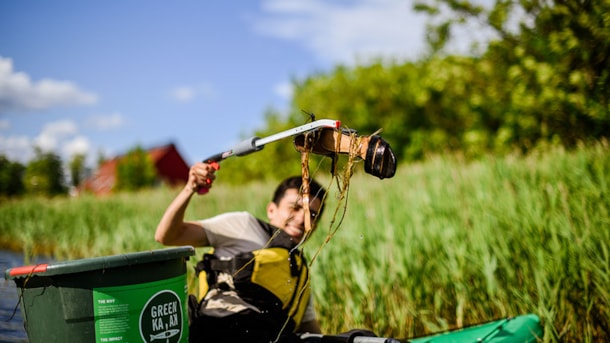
[{"left": 139, "top": 290, "right": 183, "bottom": 343}]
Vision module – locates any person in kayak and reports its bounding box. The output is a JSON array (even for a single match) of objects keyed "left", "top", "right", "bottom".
[{"left": 155, "top": 161, "right": 326, "bottom": 343}]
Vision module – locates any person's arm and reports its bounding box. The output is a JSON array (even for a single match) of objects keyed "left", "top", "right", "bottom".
[
  {"left": 155, "top": 162, "right": 217, "bottom": 246},
  {"left": 298, "top": 319, "right": 322, "bottom": 334}
]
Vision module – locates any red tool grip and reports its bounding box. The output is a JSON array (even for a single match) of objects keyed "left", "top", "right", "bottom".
[{"left": 197, "top": 161, "right": 220, "bottom": 195}]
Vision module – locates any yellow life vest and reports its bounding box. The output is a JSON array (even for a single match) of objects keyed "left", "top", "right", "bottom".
[{"left": 195, "top": 246, "right": 310, "bottom": 331}]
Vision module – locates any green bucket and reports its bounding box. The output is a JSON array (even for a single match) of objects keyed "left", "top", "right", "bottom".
[{"left": 5, "top": 246, "right": 195, "bottom": 343}]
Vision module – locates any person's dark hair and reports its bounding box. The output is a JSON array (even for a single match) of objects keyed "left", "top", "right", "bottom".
[{"left": 272, "top": 176, "right": 326, "bottom": 217}]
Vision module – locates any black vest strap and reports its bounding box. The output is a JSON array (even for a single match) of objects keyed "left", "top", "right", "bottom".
[{"left": 255, "top": 218, "right": 298, "bottom": 250}]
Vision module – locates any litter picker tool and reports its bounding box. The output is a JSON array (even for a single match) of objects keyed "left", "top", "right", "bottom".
[
  {"left": 198, "top": 118, "right": 397, "bottom": 193},
  {"left": 202, "top": 119, "right": 341, "bottom": 163},
  {"left": 198, "top": 119, "right": 341, "bottom": 194}
]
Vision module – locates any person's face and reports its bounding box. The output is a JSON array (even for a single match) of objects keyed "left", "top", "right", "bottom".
[{"left": 266, "top": 188, "right": 322, "bottom": 242}]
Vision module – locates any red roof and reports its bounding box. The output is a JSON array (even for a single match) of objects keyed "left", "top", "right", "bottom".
[{"left": 80, "top": 143, "right": 189, "bottom": 195}]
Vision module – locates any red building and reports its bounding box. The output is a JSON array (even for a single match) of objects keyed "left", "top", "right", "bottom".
[{"left": 80, "top": 143, "right": 189, "bottom": 195}]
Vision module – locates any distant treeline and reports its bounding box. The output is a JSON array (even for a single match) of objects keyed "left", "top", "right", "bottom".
[{"left": 0, "top": 146, "right": 155, "bottom": 197}]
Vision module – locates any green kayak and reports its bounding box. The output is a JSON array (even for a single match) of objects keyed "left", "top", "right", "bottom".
[
  {"left": 299, "top": 314, "right": 543, "bottom": 342},
  {"left": 407, "top": 314, "right": 543, "bottom": 343}
]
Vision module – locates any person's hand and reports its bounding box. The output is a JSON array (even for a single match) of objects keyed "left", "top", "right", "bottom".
[{"left": 186, "top": 161, "right": 220, "bottom": 194}]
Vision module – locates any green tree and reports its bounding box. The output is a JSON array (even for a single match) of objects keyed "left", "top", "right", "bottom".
[
  {"left": 414, "top": 0, "right": 610, "bottom": 148},
  {"left": 24, "top": 148, "right": 67, "bottom": 196},
  {"left": 0, "top": 155, "right": 25, "bottom": 196},
  {"left": 287, "top": 58, "right": 490, "bottom": 160},
  {"left": 115, "top": 146, "right": 156, "bottom": 191},
  {"left": 219, "top": 0, "right": 610, "bottom": 181},
  {"left": 69, "top": 153, "right": 86, "bottom": 188}
]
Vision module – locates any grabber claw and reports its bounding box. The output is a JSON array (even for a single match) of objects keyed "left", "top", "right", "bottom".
[{"left": 294, "top": 128, "right": 397, "bottom": 179}]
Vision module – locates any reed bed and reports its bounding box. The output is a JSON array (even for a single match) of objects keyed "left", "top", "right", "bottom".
[{"left": 1, "top": 141, "right": 608, "bottom": 342}]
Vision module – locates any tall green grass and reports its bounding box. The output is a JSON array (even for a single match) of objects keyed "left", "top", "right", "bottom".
[{"left": 1, "top": 142, "right": 608, "bottom": 342}]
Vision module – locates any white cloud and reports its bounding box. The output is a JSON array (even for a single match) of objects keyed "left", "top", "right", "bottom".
[
  {"left": 0, "top": 126, "right": 91, "bottom": 164},
  {"left": 63, "top": 135, "right": 90, "bottom": 157},
  {"left": 169, "top": 83, "right": 217, "bottom": 103},
  {"left": 0, "top": 119, "right": 94, "bottom": 163},
  {"left": 170, "top": 86, "right": 196, "bottom": 103},
  {"left": 274, "top": 81, "right": 294, "bottom": 100},
  {"left": 0, "top": 56, "right": 98, "bottom": 114},
  {"left": 86, "top": 112, "right": 125, "bottom": 130},
  {"left": 0, "top": 134, "right": 32, "bottom": 163},
  {"left": 253, "top": 0, "right": 428, "bottom": 65},
  {"left": 34, "top": 120, "right": 78, "bottom": 152}
]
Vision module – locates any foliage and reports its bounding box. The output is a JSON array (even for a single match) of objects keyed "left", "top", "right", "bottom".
[
  {"left": 115, "top": 146, "right": 157, "bottom": 191},
  {"left": 1, "top": 142, "right": 608, "bottom": 341},
  {"left": 414, "top": 0, "right": 610, "bottom": 148},
  {"left": 307, "top": 141, "right": 610, "bottom": 342},
  {"left": 290, "top": 60, "right": 485, "bottom": 160},
  {"left": 68, "top": 153, "right": 86, "bottom": 188},
  {"left": 220, "top": 0, "right": 609, "bottom": 182},
  {"left": 23, "top": 148, "right": 67, "bottom": 196},
  {"left": 0, "top": 155, "right": 25, "bottom": 196}
]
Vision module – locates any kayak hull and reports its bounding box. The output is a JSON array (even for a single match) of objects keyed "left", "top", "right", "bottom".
[{"left": 407, "top": 314, "right": 543, "bottom": 343}]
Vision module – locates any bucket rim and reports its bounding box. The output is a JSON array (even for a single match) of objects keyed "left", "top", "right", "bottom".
[{"left": 4, "top": 246, "right": 195, "bottom": 280}]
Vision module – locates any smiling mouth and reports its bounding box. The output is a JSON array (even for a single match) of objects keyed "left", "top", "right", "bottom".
[{"left": 285, "top": 224, "right": 304, "bottom": 238}]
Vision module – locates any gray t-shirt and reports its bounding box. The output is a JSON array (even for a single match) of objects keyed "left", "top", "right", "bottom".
[{"left": 198, "top": 211, "right": 316, "bottom": 324}]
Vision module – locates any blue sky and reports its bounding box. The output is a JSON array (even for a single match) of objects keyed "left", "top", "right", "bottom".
[{"left": 1, "top": 0, "right": 437, "bottom": 167}]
